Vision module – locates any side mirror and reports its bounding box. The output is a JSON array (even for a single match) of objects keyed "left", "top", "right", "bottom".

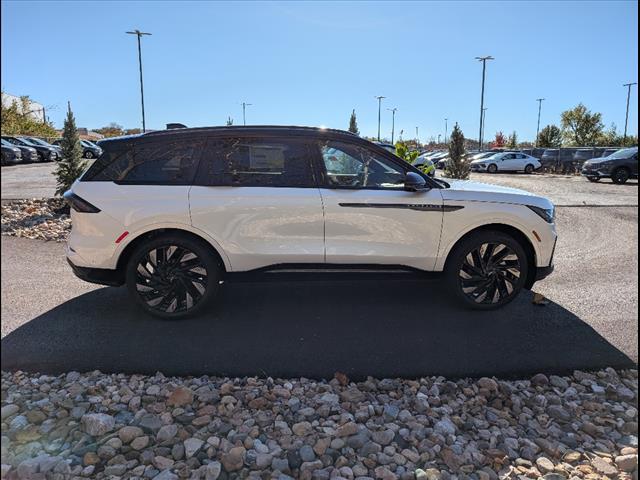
[{"left": 404, "top": 171, "right": 427, "bottom": 192}]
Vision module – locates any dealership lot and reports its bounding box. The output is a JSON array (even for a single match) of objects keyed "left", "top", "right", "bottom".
[{"left": 1, "top": 164, "right": 637, "bottom": 377}]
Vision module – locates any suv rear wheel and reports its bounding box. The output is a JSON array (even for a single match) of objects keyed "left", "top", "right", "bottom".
[
  {"left": 487, "top": 163, "right": 498, "bottom": 173},
  {"left": 445, "top": 231, "right": 529, "bottom": 309},
  {"left": 524, "top": 164, "right": 534, "bottom": 174},
  {"left": 125, "top": 233, "right": 222, "bottom": 319}
]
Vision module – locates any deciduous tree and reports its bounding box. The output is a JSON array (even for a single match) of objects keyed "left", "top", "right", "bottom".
[
  {"left": 561, "top": 103, "right": 604, "bottom": 146},
  {"left": 537, "top": 124, "right": 562, "bottom": 148}
]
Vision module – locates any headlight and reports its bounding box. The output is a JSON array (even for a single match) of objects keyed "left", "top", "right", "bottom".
[{"left": 528, "top": 205, "right": 555, "bottom": 223}]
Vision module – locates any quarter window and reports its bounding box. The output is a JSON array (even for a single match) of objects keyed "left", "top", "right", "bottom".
[
  {"left": 87, "top": 138, "right": 204, "bottom": 184},
  {"left": 319, "top": 141, "right": 406, "bottom": 189},
  {"left": 196, "top": 137, "right": 315, "bottom": 187}
]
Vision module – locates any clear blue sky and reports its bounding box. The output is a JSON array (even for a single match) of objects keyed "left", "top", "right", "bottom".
[{"left": 1, "top": 1, "right": 638, "bottom": 142}]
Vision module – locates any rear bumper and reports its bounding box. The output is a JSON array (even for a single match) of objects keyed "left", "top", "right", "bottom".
[
  {"left": 67, "top": 258, "right": 123, "bottom": 287},
  {"left": 535, "top": 264, "right": 555, "bottom": 281}
]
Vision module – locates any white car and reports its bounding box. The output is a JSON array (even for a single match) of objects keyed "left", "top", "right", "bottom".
[
  {"left": 65, "top": 126, "right": 557, "bottom": 318},
  {"left": 471, "top": 152, "right": 541, "bottom": 174}
]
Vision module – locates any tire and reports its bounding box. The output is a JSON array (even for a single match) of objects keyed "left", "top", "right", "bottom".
[
  {"left": 125, "top": 233, "right": 222, "bottom": 319},
  {"left": 444, "top": 230, "right": 529, "bottom": 310},
  {"left": 487, "top": 163, "right": 498, "bottom": 174},
  {"left": 1, "top": 153, "right": 6, "bottom": 166},
  {"left": 612, "top": 168, "right": 630, "bottom": 184},
  {"left": 37, "top": 152, "right": 44, "bottom": 162},
  {"left": 84, "top": 150, "right": 94, "bottom": 159},
  {"left": 587, "top": 176, "right": 600, "bottom": 183},
  {"left": 524, "top": 164, "right": 534, "bottom": 174}
]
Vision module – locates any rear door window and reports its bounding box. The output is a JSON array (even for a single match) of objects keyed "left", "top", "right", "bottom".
[
  {"left": 85, "top": 137, "right": 205, "bottom": 184},
  {"left": 195, "top": 137, "right": 316, "bottom": 187}
]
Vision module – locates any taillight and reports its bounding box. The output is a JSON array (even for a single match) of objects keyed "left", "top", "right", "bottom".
[{"left": 63, "top": 191, "right": 101, "bottom": 213}]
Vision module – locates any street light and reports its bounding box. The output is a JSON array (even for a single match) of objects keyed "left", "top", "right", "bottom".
[
  {"left": 126, "top": 29, "right": 152, "bottom": 132},
  {"left": 415, "top": 126, "right": 419, "bottom": 146},
  {"left": 475, "top": 55, "right": 494, "bottom": 150},
  {"left": 375, "top": 96, "right": 386, "bottom": 141},
  {"left": 481, "top": 108, "right": 487, "bottom": 147},
  {"left": 535, "top": 98, "right": 545, "bottom": 147},
  {"left": 444, "top": 118, "right": 448, "bottom": 144},
  {"left": 387, "top": 108, "right": 397, "bottom": 144},
  {"left": 241, "top": 102, "right": 252, "bottom": 126},
  {"left": 623, "top": 82, "right": 637, "bottom": 145}
]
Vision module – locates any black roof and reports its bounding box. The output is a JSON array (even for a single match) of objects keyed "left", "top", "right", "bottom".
[{"left": 99, "top": 125, "right": 361, "bottom": 145}]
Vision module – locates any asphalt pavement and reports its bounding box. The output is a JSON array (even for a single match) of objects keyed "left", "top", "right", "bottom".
[{"left": 2, "top": 171, "right": 637, "bottom": 377}]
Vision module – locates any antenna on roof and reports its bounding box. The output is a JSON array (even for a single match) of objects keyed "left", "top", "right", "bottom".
[{"left": 166, "top": 123, "right": 187, "bottom": 129}]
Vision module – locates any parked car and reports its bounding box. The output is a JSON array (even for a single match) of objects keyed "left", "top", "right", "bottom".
[
  {"left": 374, "top": 142, "right": 396, "bottom": 155},
  {"left": 412, "top": 154, "right": 436, "bottom": 176},
  {"left": 470, "top": 152, "right": 541, "bottom": 173},
  {"left": 1, "top": 136, "right": 38, "bottom": 162},
  {"left": 596, "top": 148, "right": 620, "bottom": 158},
  {"left": 23, "top": 137, "right": 63, "bottom": 159},
  {"left": 2, "top": 136, "right": 56, "bottom": 162},
  {"left": 53, "top": 139, "right": 103, "bottom": 159},
  {"left": 65, "top": 125, "right": 556, "bottom": 318},
  {"left": 581, "top": 147, "right": 638, "bottom": 184},
  {"left": 572, "top": 148, "right": 599, "bottom": 166},
  {"left": 1, "top": 139, "right": 22, "bottom": 165}
]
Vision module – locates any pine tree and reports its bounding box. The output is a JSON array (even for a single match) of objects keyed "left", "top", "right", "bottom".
[
  {"left": 445, "top": 123, "right": 470, "bottom": 179},
  {"left": 54, "top": 102, "right": 86, "bottom": 196},
  {"left": 226, "top": 116, "right": 234, "bottom": 126},
  {"left": 507, "top": 131, "right": 518, "bottom": 149},
  {"left": 348, "top": 110, "right": 359, "bottom": 135}
]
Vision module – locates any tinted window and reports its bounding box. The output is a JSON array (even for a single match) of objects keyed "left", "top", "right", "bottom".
[
  {"left": 85, "top": 138, "right": 204, "bottom": 184},
  {"left": 319, "top": 141, "right": 406, "bottom": 189},
  {"left": 196, "top": 137, "right": 315, "bottom": 187}
]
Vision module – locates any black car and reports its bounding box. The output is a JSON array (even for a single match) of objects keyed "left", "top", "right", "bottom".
[
  {"left": 1, "top": 136, "right": 38, "bottom": 162},
  {"left": 24, "top": 137, "right": 63, "bottom": 160},
  {"left": 581, "top": 147, "right": 638, "bottom": 184},
  {"left": 2, "top": 136, "right": 58, "bottom": 162},
  {"left": 1, "top": 138, "right": 22, "bottom": 165},
  {"left": 53, "top": 139, "right": 103, "bottom": 159}
]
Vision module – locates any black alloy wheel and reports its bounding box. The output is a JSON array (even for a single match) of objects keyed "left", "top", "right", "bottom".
[
  {"left": 524, "top": 164, "right": 534, "bottom": 174},
  {"left": 445, "top": 231, "right": 528, "bottom": 309},
  {"left": 84, "top": 150, "right": 94, "bottom": 159},
  {"left": 612, "top": 168, "right": 630, "bottom": 184},
  {"left": 126, "top": 234, "right": 221, "bottom": 319}
]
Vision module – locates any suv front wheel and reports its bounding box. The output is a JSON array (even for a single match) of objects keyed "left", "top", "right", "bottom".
[
  {"left": 445, "top": 231, "right": 529, "bottom": 309},
  {"left": 125, "top": 233, "right": 222, "bottom": 319}
]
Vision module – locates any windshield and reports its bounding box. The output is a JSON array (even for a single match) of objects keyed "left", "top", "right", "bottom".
[
  {"left": 81, "top": 140, "right": 95, "bottom": 147},
  {"left": 1, "top": 139, "right": 14, "bottom": 147},
  {"left": 607, "top": 148, "right": 638, "bottom": 159},
  {"left": 14, "top": 137, "right": 37, "bottom": 146},
  {"left": 26, "top": 138, "right": 50, "bottom": 146}
]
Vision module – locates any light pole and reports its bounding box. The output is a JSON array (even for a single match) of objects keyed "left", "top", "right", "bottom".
[
  {"left": 444, "top": 118, "right": 448, "bottom": 144},
  {"left": 415, "top": 126, "right": 419, "bottom": 146},
  {"left": 623, "top": 82, "right": 637, "bottom": 145},
  {"left": 535, "top": 98, "right": 545, "bottom": 147},
  {"left": 241, "top": 102, "right": 252, "bottom": 126},
  {"left": 481, "top": 108, "right": 487, "bottom": 147},
  {"left": 475, "top": 55, "right": 494, "bottom": 150},
  {"left": 387, "top": 108, "right": 397, "bottom": 144},
  {"left": 375, "top": 96, "right": 386, "bottom": 141},
  {"left": 126, "top": 29, "right": 152, "bottom": 132}
]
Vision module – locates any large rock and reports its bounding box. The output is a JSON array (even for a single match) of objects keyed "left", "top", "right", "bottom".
[
  {"left": 615, "top": 454, "right": 638, "bottom": 472},
  {"left": 434, "top": 418, "right": 456, "bottom": 436},
  {"left": 118, "top": 426, "right": 144, "bottom": 444},
  {"left": 167, "top": 387, "right": 193, "bottom": 407},
  {"left": 222, "top": 446, "right": 245, "bottom": 472},
  {"left": 81, "top": 413, "right": 115, "bottom": 437},
  {"left": 184, "top": 438, "right": 204, "bottom": 458}
]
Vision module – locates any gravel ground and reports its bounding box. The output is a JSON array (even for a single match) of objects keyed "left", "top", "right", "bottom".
[
  {"left": 1, "top": 369, "right": 638, "bottom": 480},
  {"left": 1, "top": 199, "right": 69, "bottom": 242}
]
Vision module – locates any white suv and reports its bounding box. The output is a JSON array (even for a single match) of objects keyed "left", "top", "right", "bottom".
[{"left": 65, "top": 126, "right": 557, "bottom": 318}]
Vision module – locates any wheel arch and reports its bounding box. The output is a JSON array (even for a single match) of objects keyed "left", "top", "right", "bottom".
[
  {"left": 442, "top": 223, "right": 538, "bottom": 289},
  {"left": 115, "top": 227, "right": 231, "bottom": 276}
]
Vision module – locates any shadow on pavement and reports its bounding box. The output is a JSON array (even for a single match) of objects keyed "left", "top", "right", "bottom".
[{"left": 2, "top": 274, "right": 635, "bottom": 379}]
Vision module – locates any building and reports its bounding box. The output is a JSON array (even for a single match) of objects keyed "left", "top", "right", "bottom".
[{"left": 1, "top": 93, "right": 46, "bottom": 122}]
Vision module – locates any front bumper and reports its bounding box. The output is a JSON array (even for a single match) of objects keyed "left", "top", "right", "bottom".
[
  {"left": 581, "top": 169, "right": 610, "bottom": 179},
  {"left": 470, "top": 164, "right": 488, "bottom": 171},
  {"left": 67, "top": 258, "right": 123, "bottom": 287},
  {"left": 535, "top": 264, "right": 555, "bottom": 281}
]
